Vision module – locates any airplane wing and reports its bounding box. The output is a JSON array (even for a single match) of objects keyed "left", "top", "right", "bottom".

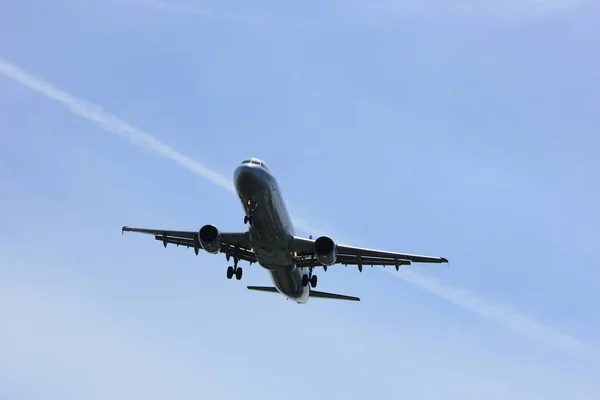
[
  {"left": 290, "top": 236, "right": 447, "bottom": 270},
  {"left": 121, "top": 226, "right": 257, "bottom": 264}
]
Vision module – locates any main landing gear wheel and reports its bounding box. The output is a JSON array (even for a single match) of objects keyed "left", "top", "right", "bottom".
[
  {"left": 227, "top": 266, "right": 243, "bottom": 280},
  {"left": 302, "top": 273, "right": 318, "bottom": 288},
  {"left": 226, "top": 257, "right": 243, "bottom": 280},
  {"left": 244, "top": 215, "right": 253, "bottom": 225}
]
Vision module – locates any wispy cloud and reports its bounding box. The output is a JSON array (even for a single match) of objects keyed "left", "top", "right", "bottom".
[
  {"left": 0, "top": 56, "right": 594, "bottom": 358},
  {"left": 0, "top": 275, "right": 240, "bottom": 400},
  {"left": 338, "top": 0, "right": 585, "bottom": 21},
  {"left": 115, "top": 0, "right": 271, "bottom": 24}
]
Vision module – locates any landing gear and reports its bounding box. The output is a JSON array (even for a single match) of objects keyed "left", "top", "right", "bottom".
[
  {"left": 302, "top": 268, "right": 318, "bottom": 288},
  {"left": 226, "top": 265, "right": 243, "bottom": 280},
  {"left": 244, "top": 199, "right": 257, "bottom": 225},
  {"left": 226, "top": 257, "right": 243, "bottom": 280}
]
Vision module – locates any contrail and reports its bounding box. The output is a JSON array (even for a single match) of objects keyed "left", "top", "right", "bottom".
[
  {"left": 0, "top": 56, "right": 592, "bottom": 357},
  {"left": 389, "top": 268, "right": 588, "bottom": 354},
  {"left": 0, "top": 58, "right": 234, "bottom": 192}
]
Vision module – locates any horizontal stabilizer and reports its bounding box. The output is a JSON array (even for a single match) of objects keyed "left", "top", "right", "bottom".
[
  {"left": 247, "top": 286, "right": 279, "bottom": 293},
  {"left": 309, "top": 289, "right": 360, "bottom": 302},
  {"left": 247, "top": 286, "right": 360, "bottom": 301}
]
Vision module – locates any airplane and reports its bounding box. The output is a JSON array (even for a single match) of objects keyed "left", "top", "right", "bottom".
[{"left": 122, "top": 158, "right": 448, "bottom": 303}]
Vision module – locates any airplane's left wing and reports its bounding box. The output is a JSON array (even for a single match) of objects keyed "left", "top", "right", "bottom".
[
  {"left": 290, "top": 236, "right": 447, "bottom": 270},
  {"left": 122, "top": 226, "right": 257, "bottom": 263}
]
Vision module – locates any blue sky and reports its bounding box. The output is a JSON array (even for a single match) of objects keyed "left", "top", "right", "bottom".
[{"left": 1, "top": 0, "right": 599, "bottom": 398}]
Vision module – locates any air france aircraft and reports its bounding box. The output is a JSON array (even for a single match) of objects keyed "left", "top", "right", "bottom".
[{"left": 122, "top": 158, "right": 448, "bottom": 303}]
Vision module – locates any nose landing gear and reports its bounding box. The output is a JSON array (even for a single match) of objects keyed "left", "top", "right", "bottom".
[{"left": 243, "top": 199, "right": 258, "bottom": 225}]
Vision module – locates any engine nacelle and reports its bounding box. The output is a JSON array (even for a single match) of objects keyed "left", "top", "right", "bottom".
[
  {"left": 198, "top": 224, "right": 221, "bottom": 254},
  {"left": 314, "top": 236, "right": 337, "bottom": 266}
]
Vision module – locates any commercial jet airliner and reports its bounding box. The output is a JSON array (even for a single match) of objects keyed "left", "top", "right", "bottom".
[{"left": 122, "top": 158, "right": 448, "bottom": 303}]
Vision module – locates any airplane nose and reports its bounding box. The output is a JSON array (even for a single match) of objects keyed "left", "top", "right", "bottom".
[
  {"left": 234, "top": 164, "right": 253, "bottom": 181},
  {"left": 234, "top": 164, "right": 263, "bottom": 193}
]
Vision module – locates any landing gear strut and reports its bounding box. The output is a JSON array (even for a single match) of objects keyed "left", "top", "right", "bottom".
[
  {"left": 226, "top": 256, "right": 243, "bottom": 280},
  {"left": 302, "top": 267, "right": 318, "bottom": 288},
  {"left": 244, "top": 199, "right": 258, "bottom": 225}
]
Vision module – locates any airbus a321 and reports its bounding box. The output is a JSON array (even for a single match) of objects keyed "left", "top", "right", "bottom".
[{"left": 122, "top": 158, "right": 448, "bottom": 303}]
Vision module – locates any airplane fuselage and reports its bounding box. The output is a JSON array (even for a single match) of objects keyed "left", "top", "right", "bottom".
[{"left": 234, "top": 161, "right": 311, "bottom": 304}]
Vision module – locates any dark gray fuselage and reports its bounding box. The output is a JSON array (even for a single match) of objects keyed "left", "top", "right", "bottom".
[{"left": 234, "top": 162, "right": 310, "bottom": 304}]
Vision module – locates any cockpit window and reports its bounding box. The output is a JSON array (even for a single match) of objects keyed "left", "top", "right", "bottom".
[
  {"left": 241, "top": 158, "right": 271, "bottom": 172},
  {"left": 260, "top": 162, "right": 271, "bottom": 172}
]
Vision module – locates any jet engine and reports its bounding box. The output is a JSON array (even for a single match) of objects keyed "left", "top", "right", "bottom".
[
  {"left": 314, "top": 236, "right": 337, "bottom": 266},
  {"left": 198, "top": 224, "right": 221, "bottom": 254}
]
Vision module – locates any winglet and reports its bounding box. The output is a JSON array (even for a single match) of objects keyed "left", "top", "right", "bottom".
[
  {"left": 441, "top": 257, "right": 448, "bottom": 263},
  {"left": 122, "top": 226, "right": 129, "bottom": 235}
]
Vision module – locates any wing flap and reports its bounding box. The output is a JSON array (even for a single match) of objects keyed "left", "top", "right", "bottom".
[
  {"left": 154, "top": 236, "right": 195, "bottom": 248},
  {"left": 294, "top": 255, "right": 412, "bottom": 268},
  {"left": 151, "top": 235, "right": 257, "bottom": 263},
  {"left": 336, "top": 244, "right": 448, "bottom": 264},
  {"left": 122, "top": 226, "right": 197, "bottom": 239}
]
